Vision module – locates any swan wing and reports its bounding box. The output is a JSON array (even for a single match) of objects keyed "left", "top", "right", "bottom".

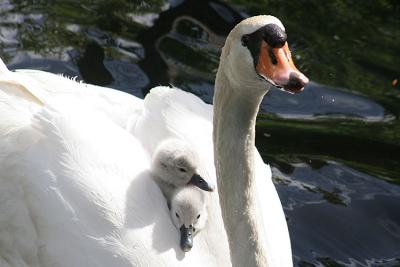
[
  {"left": 134, "top": 86, "right": 214, "bottom": 173},
  {"left": 1, "top": 68, "right": 143, "bottom": 130},
  {"left": 0, "top": 101, "right": 174, "bottom": 266}
]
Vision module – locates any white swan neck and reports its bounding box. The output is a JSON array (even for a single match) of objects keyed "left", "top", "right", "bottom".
[{"left": 213, "top": 69, "right": 269, "bottom": 267}]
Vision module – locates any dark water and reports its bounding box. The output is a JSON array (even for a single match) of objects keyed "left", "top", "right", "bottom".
[{"left": 1, "top": 0, "right": 400, "bottom": 266}]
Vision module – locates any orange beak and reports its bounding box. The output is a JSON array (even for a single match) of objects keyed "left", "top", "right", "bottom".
[{"left": 256, "top": 41, "right": 309, "bottom": 93}]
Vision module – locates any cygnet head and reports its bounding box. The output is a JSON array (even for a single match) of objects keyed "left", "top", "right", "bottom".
[
  {"left": 151, "top": 139, "right": 214, "bottom": 192},
  {"left": 219, "top": 15, "right": 309, "bottom": 94},
  {"left": 170, "top": 186, "right": 208, "bottom": 252}
]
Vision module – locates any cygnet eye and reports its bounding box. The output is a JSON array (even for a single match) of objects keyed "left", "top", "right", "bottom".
[
  {"left": 175, "top": 212, "right": 180, "bottom": 218},
  {"left": 196, "top": 214, "right": 200, "bottom": 219},
  {"left": 178, "top": 167, "right": 187, "bottom": 173}
]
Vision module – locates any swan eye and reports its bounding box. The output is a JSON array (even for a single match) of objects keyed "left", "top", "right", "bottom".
[
  {"left": 178, "top": 167, "right": 187, "bottom": 173},
  {"left": 175, "top": 212, "right": 180, "bottom": 218},
  {"left": 196, "top": 214, "right": 200, "bottom": 219},
  {"left": 241, "top": 34, "right": 249, "bottom": 47}
]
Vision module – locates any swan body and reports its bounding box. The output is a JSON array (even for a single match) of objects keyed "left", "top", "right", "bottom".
[
  {"left": 0, "top": 82, "right": 227, "bottom": 267},
  {"left": 0, "top": 15, "right": 309, "bottom": 266},
  {"left": 151, "top": 138, "right": 214, "bottom": 201}
]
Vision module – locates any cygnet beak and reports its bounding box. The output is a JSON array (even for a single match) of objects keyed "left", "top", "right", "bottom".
[
  {"left": 180, "top": 225, "right": 194, "bottom": 252},
  {"left": 188, "top": 174, "right": 214, "bottom": 192}
]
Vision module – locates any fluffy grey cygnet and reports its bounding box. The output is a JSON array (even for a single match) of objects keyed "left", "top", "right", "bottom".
[
  {"left": 170, "top": 186, "right": 208, "bottom": 252},
  {"left": 151, "top": 139, "right": 214, "bottom": 201}
]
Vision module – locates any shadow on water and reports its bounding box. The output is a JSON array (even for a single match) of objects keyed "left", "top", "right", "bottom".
[
  {"left": 1, "top": 0, "right": 400, "bottom": 265},
  {"left": 135, "top": 0, "right": 243, "bottom": 92}
]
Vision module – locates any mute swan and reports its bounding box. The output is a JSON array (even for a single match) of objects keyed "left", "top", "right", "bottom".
[
  {"left": 151, "top": 138, "right": 214, "bottom": 201},
  {"left": 0, "top": 15, "right": 308, "bottom": 266},
  {"left": 169, "top": 186, "right": 208, "bottom": 252}
]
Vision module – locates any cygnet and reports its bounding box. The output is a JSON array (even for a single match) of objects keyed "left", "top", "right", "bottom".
[
  {"left": 170, "top": 186, "right": 208, "bottom": 252},
  {"left": 151, "top": 139, "right": 214, "bottom": 201}
]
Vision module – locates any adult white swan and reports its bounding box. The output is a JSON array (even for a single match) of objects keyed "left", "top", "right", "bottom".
[{"left": 0, "top": 15, "right": 308, "bottom": 267}]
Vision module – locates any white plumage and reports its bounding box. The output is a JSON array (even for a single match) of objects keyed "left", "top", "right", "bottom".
[
  {"left": 0, "top": 15, "right": 303, "bottom": 267},
  {"left": 0, "top": 69, "right": 230, "bottom": 267}
]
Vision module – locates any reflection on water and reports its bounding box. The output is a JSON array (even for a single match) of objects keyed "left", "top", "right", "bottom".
[
  {"left": 273, "top": 161, "right": 400, "bottom": 265},
  {"left": 264, "top": 82, "right": 388, "bottom": 122},
  {"left": 1, "top": 0, "right": 400, "bottom": 265}
]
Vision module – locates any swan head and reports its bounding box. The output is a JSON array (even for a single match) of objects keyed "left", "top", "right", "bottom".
[
  {"left": 220, "top": 15, "right": 309, "bottom": 94},
  {"left": 151, "top": 139, "right": 214, "bottom": 192},
  {"left": 170, "top": 186, "right": 208, "bottom": 252}
]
